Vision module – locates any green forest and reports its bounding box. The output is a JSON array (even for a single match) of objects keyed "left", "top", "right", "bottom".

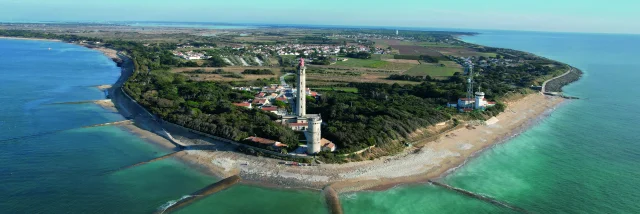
[{"left": 0, "top": 29, "right": 562, "bottom": 158}]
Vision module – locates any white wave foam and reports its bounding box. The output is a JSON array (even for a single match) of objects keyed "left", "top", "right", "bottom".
[{"left": 157, "top": 195, "right": 194, "bottom": 214}]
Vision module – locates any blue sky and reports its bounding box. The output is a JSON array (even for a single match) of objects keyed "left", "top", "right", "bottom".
[{"left": 1, "top": 0, "right": 639, "bottom": 34}]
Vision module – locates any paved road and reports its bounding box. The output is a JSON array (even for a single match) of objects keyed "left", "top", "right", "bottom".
[
  {"left": 280, "top": 73, "right": 294, "bottom": 87},
  {"left": 542, "top": 67, "right": 573, "bottom": 93}
]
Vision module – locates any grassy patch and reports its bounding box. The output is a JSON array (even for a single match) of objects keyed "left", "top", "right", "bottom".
[
  {"left": 404, "top": 64, "right": 462, "bottom": 77},
  {"left": 335, "top": 58, "right": 415, "bottom": 70},
  {"left": 313, "top": 87, "right": 359, "bottom": 93},
  {"left": 418, "top": 42, "right": 463, "bottom": 48},
  {"left": 477, "top": 52, "right": 498, "bottom": 58},
  {"left": 371, "top": 54, "right": 394, "bottom": 60}
]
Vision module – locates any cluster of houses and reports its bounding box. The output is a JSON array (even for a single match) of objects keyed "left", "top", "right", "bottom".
[
  {"left": 233, "top": 82, "right": 337, "bottom": 154},
  {"left": 176, "top": 44, "right": 214, "bottom": 49},
  {"left": 232, "top": 84, "right": 318, "bottom": 118},
  {"left": 245, "top": 44, "right": 371, "bottom": 57},
  {"left": 172, "top": 51, "right": 211, "bottom": 60},
  {"left": 453, "top": 56, "right": 518, "bottom": 70},
  {"left": 331, "top": 33, "right": 413, "bottom": 41}
]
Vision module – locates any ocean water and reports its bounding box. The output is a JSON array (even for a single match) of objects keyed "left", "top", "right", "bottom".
[
  {"left": 0, "top": 39, "right": 327, "bottom": 214},
  {"left": 341, "top": 31, "right": 640, "bottom": 213}
]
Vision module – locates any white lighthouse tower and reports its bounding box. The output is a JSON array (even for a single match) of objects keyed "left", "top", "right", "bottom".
[
  {"left": 307, "top": 116, "right": 322, "bottom": 154},
  {"left": 475, "top": 92, "right": 486, "bottom": 109},
  {"left": 296, "top": 58, "right": 307, "bottom": 117}
]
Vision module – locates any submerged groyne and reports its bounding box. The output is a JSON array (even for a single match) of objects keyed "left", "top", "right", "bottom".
[
  {"left": 100, "top": 151, "right": 181, "bottom": 175},
  {"left": 429, "top": 180, "right": 527, "bottom": 213},
  {"left": 0, "top": 120, "right": 133, "bottom": 143},
  {"left": 157, "top": 175, "right": 242, "bottom": 214},
  {"left": 323, "top": 186, "right": 344, "bottom": 214},
  {"left": 82, "top": 120, "right": 132, "bottom": 128},
  {"left": 49, "top": 100, "right": 105, "bottom": 105}
]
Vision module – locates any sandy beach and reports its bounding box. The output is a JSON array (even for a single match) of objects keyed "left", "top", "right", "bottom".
[
  {"left": 83, "top": 43, "right": 567, "bottom": 192},
  {"left": 0, "top": 36, "right": 61, "bottom": 42},
  {"left": 157, "top": 93, "right": 565, "bottom": 192}
]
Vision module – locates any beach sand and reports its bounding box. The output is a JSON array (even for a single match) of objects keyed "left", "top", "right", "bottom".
[
  {"left": 165, "top": 93, "right": 564, "bottom": 192},
  {"left": 96, "top": 85, "right": 112, "bottom": 91},
  {"left": 0, "top": 36, "right": 62, "bottom": 42},
  {"left": 94, "top": 99, "right": 117, "bottom": 112},
  {"left": 119, "top": 124, "right": 178, "bottom": 150},
  {"left": 91, "top": 47, "right": 119, "bottom": 59}
]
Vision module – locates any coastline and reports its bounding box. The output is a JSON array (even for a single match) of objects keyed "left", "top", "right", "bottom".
[
  {"left": 0, "top": 36, "right": 61, "bottom": 42},
  {"left": 92, "top": 42, "right": 566, "bottom": 193},
  {"left": 157, "top": 93, "right": 565, "bottom": 192},
  {"left": 7, "top": 36, "right": 572, "bottom": 193}
]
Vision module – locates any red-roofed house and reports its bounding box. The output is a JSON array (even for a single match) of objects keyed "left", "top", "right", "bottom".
[
  {"left": 252, "top": 98, "right": 270, "bottom": 106},
  {"left": 260, "top": 106, "right": 279, "bottom": 114},
  {"left": 244, "top": 136, "right": 288, "bottom": 151},
  {"left": 320, "top": 138, "right": 336, "bottom": 152},
  {"left": 233, "top": 102, "right": 252, "bottom": 109},
  {"left": 276, "top": 96, "right": 288, "bottom": 103}
]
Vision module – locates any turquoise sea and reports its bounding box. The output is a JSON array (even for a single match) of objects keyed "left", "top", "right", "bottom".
[
  {"left": 2, "top": 30, "right": 640, "bottom": 213},
  {"left": 0, "top": 39, "right": 326, "bottom": 214}
]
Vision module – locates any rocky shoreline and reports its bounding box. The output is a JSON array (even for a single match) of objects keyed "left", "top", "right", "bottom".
[{"left": 545, "top": 68, "right": 583, "bottom": 92}]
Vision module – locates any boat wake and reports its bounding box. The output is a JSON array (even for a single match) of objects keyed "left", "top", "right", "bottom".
[{"left": 157, "top": 195, "right": 196, "bottom": 214}]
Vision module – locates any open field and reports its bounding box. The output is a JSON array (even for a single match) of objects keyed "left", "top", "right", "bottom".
[
  {"left": 173, "top": 66, "right": 280, "bottom": 82},
  {"left": 334, "top": 58, "right": 416, "bottom": 70},
  {"left": 432, "top": 47, "right": 497, "bottom": 57},
  {"left": 390, "top": 45, "right": 443, "bottom": 56},
  {"left": 382, "top": 59, "right": 420, "bottom": 64},
  {"left": 415, "top": 42, "right": 464, "bottom": 48},
  {"left": 370, "top": 54, "right": 394, "bottom": 60},
  {"left": 375, "top": 39, "right": 463, "bottom": 49},
  {"left": 312, "top": 87, "right": 359, "bottom": 93},
  {"left": 307, "top": 71, "right": 420, "bottom": 85},
  {"left": 233, "top": 36, "right": 280, "bottom": 43},
  {"left": 404, "top": 63, "right": 462, "bottom": 77}
]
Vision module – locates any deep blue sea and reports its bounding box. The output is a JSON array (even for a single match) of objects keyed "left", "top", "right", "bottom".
[{"left": 2, "top": 29, "right": 640, "bottom": 213}]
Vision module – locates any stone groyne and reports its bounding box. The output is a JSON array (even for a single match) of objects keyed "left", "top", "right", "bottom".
[
  {"left": 157, "top": 175, "right": 242, "bottom": 214},
  {"left": 100, "top": 151, "right": 181, "bottom": 175},
  {"left": 323, "top": 186, "right": 344, "bottom": 214}
]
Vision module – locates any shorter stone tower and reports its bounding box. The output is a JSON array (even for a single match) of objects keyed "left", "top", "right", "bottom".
[{"left": 307, "top": 116, "right": 322, "bottom": 154}]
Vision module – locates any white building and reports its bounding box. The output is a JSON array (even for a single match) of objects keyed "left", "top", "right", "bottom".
[{"left": 448, "top": 92, "right": 496, "bottom": 112}]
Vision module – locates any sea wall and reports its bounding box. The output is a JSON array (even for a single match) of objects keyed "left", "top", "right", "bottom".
[{"left": 544, "top": 68, "right": 583, "bottom": 92}]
